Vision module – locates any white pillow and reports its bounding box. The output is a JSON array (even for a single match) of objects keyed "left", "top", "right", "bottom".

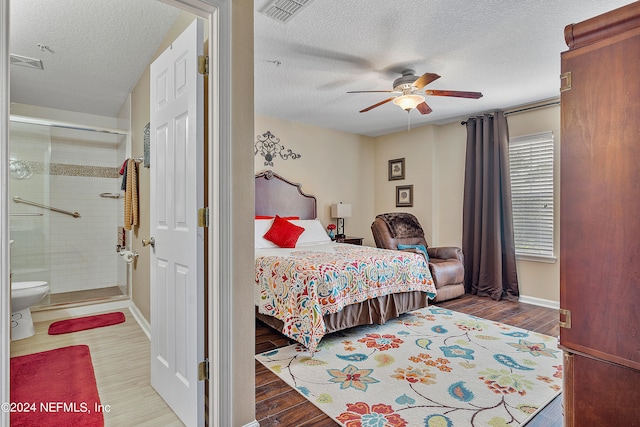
[
  {"left": 291, "top": 219, "right": 332, "bottom": 246},
  {"left": 254, "top": 219, "right": 278, "bottom": 249},
  {"left": 254, "top": 218, "right": 331, "bottom": 249}
]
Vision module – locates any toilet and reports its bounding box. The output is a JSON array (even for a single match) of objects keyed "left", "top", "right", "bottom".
[{"left": 11, "top": 281, "right": 50, "bottom": 340}]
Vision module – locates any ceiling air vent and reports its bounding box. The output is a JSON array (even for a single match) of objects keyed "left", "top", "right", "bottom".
[
  {"left": 10, "top": 54, "right": 44, "bottom": 70},
  {"left": 259, "top": 0, "right": 315, "bottom": 23}
]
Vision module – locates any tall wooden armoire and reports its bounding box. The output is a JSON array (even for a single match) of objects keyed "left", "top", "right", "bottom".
[{"left": 560, "top": 2, "right": 640, "bottom": 426}]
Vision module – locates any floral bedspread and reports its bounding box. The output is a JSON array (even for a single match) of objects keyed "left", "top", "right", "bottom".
[{"left": 255, "top": 245, "right": 436, "bottom": 352}]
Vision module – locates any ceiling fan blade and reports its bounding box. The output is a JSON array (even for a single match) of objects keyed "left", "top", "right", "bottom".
[
  {"left": 359, "top": 97, "right": 396, "bottom": 113},
  {"left": 417, "top": 102, "right": 433, "bottom": 115},
  {"left": 347, "top": 90, "right": 396, "bottom": 93},
  {"left": 413, "top": 72, "right": 441, "bottom": 90},
  {"left": 425, "top": 89, "right": 483, "bottom": 99}
]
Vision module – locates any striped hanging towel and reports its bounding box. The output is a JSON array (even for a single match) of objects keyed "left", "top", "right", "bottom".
[{"left": 124, "top": 159, "right": 139, "bottom": 230}]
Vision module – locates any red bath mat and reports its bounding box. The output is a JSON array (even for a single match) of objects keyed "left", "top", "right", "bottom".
[
  {"left": 48, "top": 312, "right": 125, "bottom": 335},
  {"left": 10, "top": 345, "right": 104, "bottom": 426}
]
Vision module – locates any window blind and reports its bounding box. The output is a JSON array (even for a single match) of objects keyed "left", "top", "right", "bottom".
[{"left": 509, "top": 131, "right": 554, "bottom": 259}]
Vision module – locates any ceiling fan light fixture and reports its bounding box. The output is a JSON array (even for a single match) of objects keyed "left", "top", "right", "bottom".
[{"left": 393, "top": 94, "right": 424, "bottom": 111}]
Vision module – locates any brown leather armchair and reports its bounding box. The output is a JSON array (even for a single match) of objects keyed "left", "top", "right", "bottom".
[{"left": 371, "top": 213, "right": 465, "bottom": 302}]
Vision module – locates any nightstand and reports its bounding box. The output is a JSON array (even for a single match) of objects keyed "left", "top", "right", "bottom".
[{"left": 334, "top": 236, "right": 363, "bottom": 245}]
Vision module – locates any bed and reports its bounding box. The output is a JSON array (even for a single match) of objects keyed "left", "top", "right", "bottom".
[{"left": 254, "top": 170, "right": 437, "bottom": 352}]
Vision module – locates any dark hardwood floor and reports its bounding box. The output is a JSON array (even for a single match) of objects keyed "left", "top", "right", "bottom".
[{"left": 255, "top": 294, "right": 562, "bottom": 427}]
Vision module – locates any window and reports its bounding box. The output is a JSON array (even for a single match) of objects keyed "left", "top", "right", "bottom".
[{"left": 508, "top": 131, "right": 555, "bottom": 260}]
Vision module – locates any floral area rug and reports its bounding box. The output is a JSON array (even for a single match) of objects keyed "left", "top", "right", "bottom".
[{"left": 256, "top": 306, "right": 562, "bottom": 427}]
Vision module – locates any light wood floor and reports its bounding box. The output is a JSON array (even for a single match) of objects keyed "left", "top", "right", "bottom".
[
  {"left": 35, "top": 286, "right": 126, "bottom": 307},
  {"left": 10, "top": 308, "right": 184, "bottom": 427},
  {"left": 256, "top": 294, "right": 563, "bottom": 427}
]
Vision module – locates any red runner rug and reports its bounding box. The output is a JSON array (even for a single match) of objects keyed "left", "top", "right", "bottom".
[
  {"left": 48, "top": 312, "right": 125, "bottom": 335},
  {"left": 10, "top": 345, "right": 104, "bottom": 427}
]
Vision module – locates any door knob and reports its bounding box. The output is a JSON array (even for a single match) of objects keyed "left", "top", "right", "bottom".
[{"left": 142, "top": 237, "right": 155, "bottom": 248}]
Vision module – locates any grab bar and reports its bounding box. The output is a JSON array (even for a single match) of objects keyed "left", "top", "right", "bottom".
[
  {"left": 10, "top": 213, "right": 44, "bottom": 217},
  {"left": 100, "top": 192, "right": 122, "bottom": 199},
  {"left": 13, "top": 197, "right": 81, "bottom": 218}
]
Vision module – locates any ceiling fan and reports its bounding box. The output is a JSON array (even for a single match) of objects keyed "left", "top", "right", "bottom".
[{"left": 348, "top": 69, "right": 483, "bottom": 114}]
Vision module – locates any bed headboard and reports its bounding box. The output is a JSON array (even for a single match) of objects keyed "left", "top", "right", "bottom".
[{"left": 255, "top": 170, "right": 317, "bottom": 220}]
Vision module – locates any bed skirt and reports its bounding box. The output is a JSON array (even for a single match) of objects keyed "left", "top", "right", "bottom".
[{"left": 256, "top": 290, "right": 429, "bottom": 337}]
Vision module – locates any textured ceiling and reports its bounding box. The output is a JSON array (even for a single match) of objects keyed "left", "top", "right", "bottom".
[
  {"left": 9, "top": 1, "right": 635, "bottom": 137},
  {"left": 255, "top": 0, "right": 634, "bottom": 136},
  {"left": 10, "top": 0, "right": 180, "bottom": 117}
]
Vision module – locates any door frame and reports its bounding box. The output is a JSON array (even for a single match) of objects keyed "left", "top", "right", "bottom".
[
  {"left": 0, "top": 0, "right": 236, "bottom": 426},
  {"left": 0, "top": 1, "right": 10, "bottom": 426}
]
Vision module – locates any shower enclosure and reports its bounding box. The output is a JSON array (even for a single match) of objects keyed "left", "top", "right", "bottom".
[{"left": 9, "top": 118, "right": 130, "bottom": 307}]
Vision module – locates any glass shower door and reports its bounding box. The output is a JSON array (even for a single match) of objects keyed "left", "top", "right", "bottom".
[
  {"left": 9, "top": 119, "right": 128, "bottom": 307},
  {"left": 9, "top": 121, "right": 52, "bottom": 303}
]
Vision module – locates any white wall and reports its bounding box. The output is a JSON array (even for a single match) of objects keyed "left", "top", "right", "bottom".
[{"left": 254, "top": 115, "right": 376, "bottom": 245}]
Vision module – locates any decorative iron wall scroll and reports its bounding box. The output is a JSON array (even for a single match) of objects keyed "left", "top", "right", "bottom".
[{"left": 255, "top": 131, "right": 301, "bottom": 166}]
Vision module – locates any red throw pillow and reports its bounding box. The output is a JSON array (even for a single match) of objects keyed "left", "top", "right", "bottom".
[{"left": 263, "top": 215, "right": 305, "bottom": 248}]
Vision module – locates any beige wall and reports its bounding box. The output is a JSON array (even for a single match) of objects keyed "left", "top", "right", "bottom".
[
  {"left": 231, "top": 0, "right": 257, "bottom": 424},
  {"left": 374, "top": 125, "right": 437, "bottom": 243},
  {"left": 254, "top": 115, "right": 377, "bottom": 245},
  {"left": 129, "top": 57, "right": 150, "bottom": 320},
  {"left": 264, "top": 105, "right": 561, "bottom": 304},
  {"left": 128, "top": 11, "right": 198, "bottom": 321},
  {"left": 431, "top": 122, "right": 467, "bottom": 247},
  {"left": 373, "top": 122, "right": 468, "bottom": 248},
  {"left": 373, "top": 107, "right": 561, "bottom": 304}
]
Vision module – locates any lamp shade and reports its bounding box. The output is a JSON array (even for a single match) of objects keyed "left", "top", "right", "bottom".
[
  {"left": 393, "top": 94, "right": 425, "bottom": 111},
  {"left": 331, "top": 203, "right": 352, "bottom": 218}
]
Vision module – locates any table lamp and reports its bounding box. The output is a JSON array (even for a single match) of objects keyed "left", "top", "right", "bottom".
[{"left": 331, "top": 202, "right": 352, "bottom": 239}]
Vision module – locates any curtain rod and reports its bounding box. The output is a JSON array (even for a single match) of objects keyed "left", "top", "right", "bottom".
[
  {"left": 10, "top": 115, "right": 129, "bottom": 136},
  {"left": 460, "top": 100, "right": 560, "bottom": 125}
]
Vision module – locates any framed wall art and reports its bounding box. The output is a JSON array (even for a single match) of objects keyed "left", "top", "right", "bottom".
[
  {"left": 388, "top": 158, "right": 405, "bottom": 181},
  {"left": 396, "top": 185, "right": 413, "bottom": 207}
]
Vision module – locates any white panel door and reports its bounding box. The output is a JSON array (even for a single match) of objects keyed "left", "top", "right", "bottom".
[{"left": 149, "top": 19, "right": 204, "bottom": 427}]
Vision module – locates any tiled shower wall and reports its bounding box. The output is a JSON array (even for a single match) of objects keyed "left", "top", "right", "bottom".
[
  {"left": 10, "top": 128, "right": 127, "bottom": 295},
  {"left": 48, "top": 135, "right": 125, "bottom": 294}
]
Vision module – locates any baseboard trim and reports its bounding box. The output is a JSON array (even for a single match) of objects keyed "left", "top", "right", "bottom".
[
  {"left": 519, "top": 295, "right": 560, "bottom": 310},
  {"left": 128, "top": 301, "right": 151, "bottom": 340},
  {"left": 243, "top": 421, "right": 260, "bottom": 427},
  {"left": 31, "top": 298, "right": 131, "bottom": 323}
]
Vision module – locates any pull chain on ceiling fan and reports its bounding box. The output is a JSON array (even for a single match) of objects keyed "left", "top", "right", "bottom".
[{"left": 348, "top": 69, "right": 483, "bottom": 117}]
